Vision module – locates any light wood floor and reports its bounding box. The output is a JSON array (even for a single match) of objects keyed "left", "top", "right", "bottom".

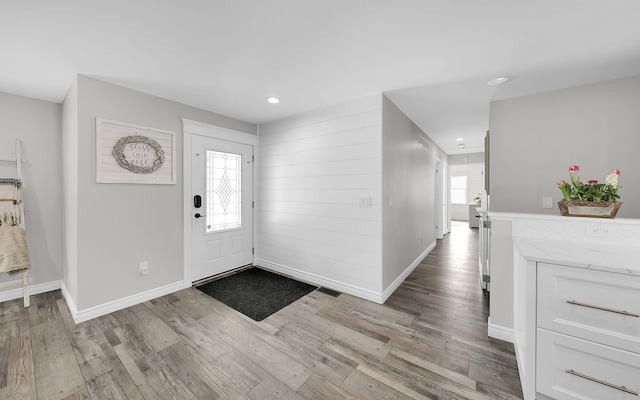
[{"left": 0, "top": 222, "right": 523, "bottom": 399}]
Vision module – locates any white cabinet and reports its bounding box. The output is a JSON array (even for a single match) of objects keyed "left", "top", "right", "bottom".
[
  {"left": 516, "top": 258, "right": 640, "bottom": 400},
  {"left": 537, "top": 264, "right": 640, "bottom": 353},
  {"left": 537, "top": 329, "right": 640, "bottom": 400},
  {"left": 536, "top": 263, "right": 640, "bottom": 400},
  {"left": 489, "top": 215, "right": 640, "bottom": 400}
]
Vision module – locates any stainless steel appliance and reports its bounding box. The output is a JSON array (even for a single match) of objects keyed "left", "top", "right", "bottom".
[{"left": 478, "top": 210, "right": 490, "bottom": 291}]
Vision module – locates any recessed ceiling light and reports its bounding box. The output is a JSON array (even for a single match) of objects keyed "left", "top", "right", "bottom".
[
  {"left": 456, "top": 137, "right": 464, "bottom": 142},
  {"left": 487, "top": 77, "right": 510, "bottom": 86},
  {"left": 458, "top": 143, "right": 466, "bottom": 148},
  {"left": 266, "top": 97, "right": 280, "bottom": 104}
]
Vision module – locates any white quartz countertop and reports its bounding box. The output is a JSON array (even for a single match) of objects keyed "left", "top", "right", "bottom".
[{"left": 514, "top": 237, "right": 640, "bottom": 276}]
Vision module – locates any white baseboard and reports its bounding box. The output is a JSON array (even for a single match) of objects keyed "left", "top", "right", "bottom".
[
  {"left": 257, "top": 241, "right": 437, "bottom": 305},
  {"left": 62, "top": 281, "right": 184, "bottom": 324},
  {"left": 381, "top": 241, "right": 436, "bottom": 303},
  {"left": 0, "top": 279, "right": 62, "bottom": 303},
  {"left": 487, "top": 316, "right": 514, "bottom": 343},
  {"left": 61, "top": 282, "right": 78, "bottom": 320},
  {"left": 256, "top": 259, "right": 385, "bottom": 304}
]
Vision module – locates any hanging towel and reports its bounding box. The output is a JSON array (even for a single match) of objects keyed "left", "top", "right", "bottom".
[
  {"left": 0, "top": 225, "right": 31, "bottom": 275},
  {"left": 0, "top": 184, "right": 21, "bottom": 227},
  {"left": 0, "top": 185, "right": 15, "bottom": 202}
]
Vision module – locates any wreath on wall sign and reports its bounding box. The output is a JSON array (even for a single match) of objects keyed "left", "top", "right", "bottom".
[{"left": 112, "top": 135, "right": 165, "bottom": 174}]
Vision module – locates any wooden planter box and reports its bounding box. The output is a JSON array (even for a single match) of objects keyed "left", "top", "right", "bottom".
[{"left": 557, "top": 200, "right": 622, "bottom": 218}]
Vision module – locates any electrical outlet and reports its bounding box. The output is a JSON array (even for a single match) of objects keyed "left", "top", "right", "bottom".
[
  {"left": 587, "top": 224, "right": 610, "bottom": 237},
  {"left": 542, "top": 197, "right": 553, "bottom": 208},
  {"left": 139, "top": 261, "right": 149, "bottom": 275}
]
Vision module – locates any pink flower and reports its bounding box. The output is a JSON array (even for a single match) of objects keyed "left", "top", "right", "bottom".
[
  {"left": 612, "top": 169, "right": 620, "bottom": 176},
  {"left": 588, "top": 180, "right": 598, "bottom": 184},
  {"left": 557, "top": 180, "right": 567, "bottom": 187},
  {"left": 569, "top": 165, "right": 580, "bottom": 173}
]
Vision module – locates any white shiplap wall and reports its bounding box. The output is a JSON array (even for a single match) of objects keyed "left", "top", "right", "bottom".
[{"left": 257, "top": 95, "right": 383, "bottom": 300}]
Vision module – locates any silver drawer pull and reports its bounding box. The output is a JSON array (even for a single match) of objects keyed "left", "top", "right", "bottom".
[
  {"left": 567, "top": 300, "right": 640, "bottom": 318},
  {"left": 566, "top": 369, "right": 638, "bottom": 396}
]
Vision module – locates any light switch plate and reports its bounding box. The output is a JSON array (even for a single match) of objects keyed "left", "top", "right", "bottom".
[
  {"left": 542, "top": 197, "right": 553, "bottom": 208},
  {"left": 359, "top": 196, "right": 371, "bottom": 208}
]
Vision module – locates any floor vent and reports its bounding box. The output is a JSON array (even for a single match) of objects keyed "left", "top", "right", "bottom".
[{"left": 316, "top": 287, "right": 342, "bottom": 297}]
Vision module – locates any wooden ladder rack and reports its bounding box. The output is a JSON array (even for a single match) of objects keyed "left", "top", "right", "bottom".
[{"left": 0, "top": 139, "right": 31, "bottom": 307}]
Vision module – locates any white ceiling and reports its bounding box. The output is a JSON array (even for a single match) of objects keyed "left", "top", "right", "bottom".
[{"left": 2, "top": 1, "right": 640, "bottom": 155}]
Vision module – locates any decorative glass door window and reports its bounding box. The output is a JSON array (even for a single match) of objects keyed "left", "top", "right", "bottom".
[{"left": 206, "top": 150, "right": 242, "bottom": 232}]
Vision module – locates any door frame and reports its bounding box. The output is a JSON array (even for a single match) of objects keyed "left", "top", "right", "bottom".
[
  {"left": 182, "top": 119, "right": 258, "bottom": 288},
  {"left": 435, "top": 159, "right": 449, "bottom": 239}
]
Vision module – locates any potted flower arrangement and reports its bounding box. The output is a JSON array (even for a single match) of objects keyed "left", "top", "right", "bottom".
[{"left": 557, "top": 165, "right": 622, "bottom": 218}]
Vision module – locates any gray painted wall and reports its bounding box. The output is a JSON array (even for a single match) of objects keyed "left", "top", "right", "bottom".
[
  {"left": 448, "top": 152, "right": 484, "bottom": 165},
  {"left": 488, "top": 73, "right": 640, "bottom": 331},
  {"left": 66, "top": 75, "right": 256, "bottom": 311},
  {"left": 486, "top": 218, "right": 513, "bottom": 329},
  {"left": 382, "top": 95, "right": 447, "bottom": 290},
  {"left": 0, "top": 91, "right": 62, "bottom": 289},
  {"left": 62, "top": 79, "right": 79, "bottom": 305},
  {"left": 490, "top": 74, "right": 640, "bottom": 218}
]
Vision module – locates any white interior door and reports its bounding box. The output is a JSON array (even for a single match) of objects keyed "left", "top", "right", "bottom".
[{"left": 191, "top": 134, "right": 253, "bottom": 282}]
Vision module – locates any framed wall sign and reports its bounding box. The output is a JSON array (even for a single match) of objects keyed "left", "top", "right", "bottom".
[{"left": 96, "top": 118, "right": 176, "bottom": 184}]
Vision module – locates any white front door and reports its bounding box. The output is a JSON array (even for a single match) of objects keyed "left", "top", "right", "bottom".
[{"left": 191, "top": 134, "right": 253, "bottom": 282}]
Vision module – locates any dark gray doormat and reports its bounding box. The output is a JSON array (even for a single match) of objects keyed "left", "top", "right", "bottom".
[{"left": 195, "top": 267, "right": 317, "bottom": 321}]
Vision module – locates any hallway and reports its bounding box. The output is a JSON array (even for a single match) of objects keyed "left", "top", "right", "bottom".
[{"left": 387, "top": 221, "right": 522, "bottom": 398}]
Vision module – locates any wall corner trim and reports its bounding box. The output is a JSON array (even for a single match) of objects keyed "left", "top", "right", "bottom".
[
  {"left": 61, "top": 282, "right": 78, "bottom": 320},
  {"left": 487, "top": 316, "right": 514, "bottom": 343},
  {"left": 381, "top": 241, "right": 436, "bottom": 303},
  {"left": 63, "top": 281, "right": 183, "bottom": 324}
]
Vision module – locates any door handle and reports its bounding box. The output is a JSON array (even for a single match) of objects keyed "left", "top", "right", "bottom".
[{"left": 194, "top": 213, "right": 206, "bottom": 218}]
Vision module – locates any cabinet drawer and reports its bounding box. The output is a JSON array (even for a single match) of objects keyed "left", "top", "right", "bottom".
[
  {"left": 537, "top": 263, "right": 640, "bottom": 353},
  {"left": 537, "top": 329, "right": 640, "bottom": 400}
]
